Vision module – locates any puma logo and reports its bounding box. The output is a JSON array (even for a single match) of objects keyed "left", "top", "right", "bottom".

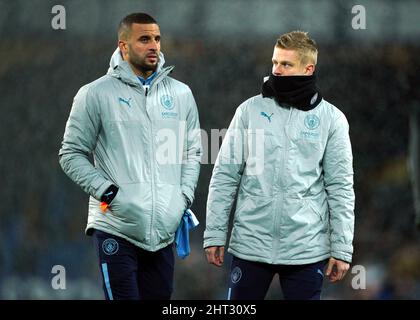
[
  {"left": 260, "top": 111, "right": 274, "bottom": 123},
  {"left": 118, "top": 97, "right": 132, "bottom": 108}
]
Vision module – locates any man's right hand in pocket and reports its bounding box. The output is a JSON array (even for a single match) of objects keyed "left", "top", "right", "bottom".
[{"left": 100, "top": 184, "right": 119, "bottom": 213}]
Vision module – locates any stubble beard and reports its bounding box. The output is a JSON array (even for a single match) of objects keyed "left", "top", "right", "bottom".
[{"left": 128, "top": 46, "right": 158, "bottom": 75}]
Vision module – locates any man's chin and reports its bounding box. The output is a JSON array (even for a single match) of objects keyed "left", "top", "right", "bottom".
[
  {"left": 142, "top": 61, "right": 158, "bottom": 71},
  {"left": 131, "top": 62, "right": 157, "bottom": 74},
  {"left": 147, "top": 63, "right": 158, "bottom": 70},
  {"left": 144, "top": 66, "right": 158, "bottom": 74}
]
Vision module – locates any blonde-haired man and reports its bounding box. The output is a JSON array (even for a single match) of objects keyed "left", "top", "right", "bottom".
[{"left": 204, "top": 31, "right": 355, "bottom": 300}]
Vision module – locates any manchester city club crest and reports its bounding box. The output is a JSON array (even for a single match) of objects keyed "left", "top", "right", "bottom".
[
  {"left": 102, "top": 238, "right": 119, "bottom": 255},
  {"left": 231, "top": 266, "right": 242, "bottom": 284},
  {"left": 304, "top": 114, "right": 320, "bottom": 130},
  {"left": 160, "top": 94, "right": 174, "bottom": 110}
]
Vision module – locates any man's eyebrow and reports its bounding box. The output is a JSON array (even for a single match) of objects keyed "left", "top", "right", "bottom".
[{"left": 138, "top": 34, "right": 160, "bottom": 40}]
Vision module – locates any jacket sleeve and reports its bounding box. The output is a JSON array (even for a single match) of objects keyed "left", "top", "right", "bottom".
[
  {"left": 58, "top": 85, "right": 113, "bottom": 200},
  {"left": 180, "top": 90, "right": 202, "bottom": 206},
  {"left": 323, "top": 112, "right": 355, "bottom": 263},
  {"left": 203, "top": 103, "right": 248, "bottom": 248}
]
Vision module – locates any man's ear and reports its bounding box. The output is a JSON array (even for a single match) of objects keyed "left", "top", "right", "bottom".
[
  {"left": 305, "top": 64, "right": 315, "bottom": 75},
  {"left": 118, "top": 40, "right": 128, "bottom": 59}
]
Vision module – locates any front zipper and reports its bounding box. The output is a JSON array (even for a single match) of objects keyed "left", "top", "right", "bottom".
[
  {"left": 145, "top": 89, "right": 156, "bottom": 250},
  {"left": 273, "top": 108, "right": 293, "bottom": 262},
  {"left": 137, "top": 66, "right": 173, "bottom": 249}
]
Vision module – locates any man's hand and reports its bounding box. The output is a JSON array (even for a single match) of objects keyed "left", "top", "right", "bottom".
[
  {"left": 325, "top": 257, "right": 350, "bottom": 282},
  {"left": 205, "top": 246, "right": 225, "bottom": 267},
  {"left": 99, "top": 184, "right": 119, "bottom": 213}
]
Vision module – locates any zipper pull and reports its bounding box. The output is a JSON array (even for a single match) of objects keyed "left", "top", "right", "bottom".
[{"left": 143, "top": 84, "right": 150, "bottom": 96}]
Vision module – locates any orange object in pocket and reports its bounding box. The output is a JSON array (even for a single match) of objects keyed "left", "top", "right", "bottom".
[{"left": 100, "top": 202, "right": 109, "bottom": 213}]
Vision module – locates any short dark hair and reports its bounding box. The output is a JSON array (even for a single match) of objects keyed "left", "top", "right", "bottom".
[{"left": 118, "top": 13, "right": 158, "bottom": 40}]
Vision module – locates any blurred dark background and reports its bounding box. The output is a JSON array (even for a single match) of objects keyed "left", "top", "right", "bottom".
[{"left": 1, "top": 0, "right": 420, "bottom": 299}]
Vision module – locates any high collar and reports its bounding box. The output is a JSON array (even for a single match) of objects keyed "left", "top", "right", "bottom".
[
  {"left": 261, "top": 73, "right": 322, "bottom": 111},
  {"left": 106, "top": 48, "right": 173, "bottom": 87},
  {"left": 138, "top": 72, "right": 157, "bottom": 86}
]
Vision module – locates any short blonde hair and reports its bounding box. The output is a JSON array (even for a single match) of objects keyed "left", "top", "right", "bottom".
[{"left": 276, "top": 31, "right": 318, "bottom": 66}]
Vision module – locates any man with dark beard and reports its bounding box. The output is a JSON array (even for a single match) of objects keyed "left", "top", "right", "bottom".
[
  {"left": 59, "top": 13, "right": 202, "bottom": 300},
  {"left": 204, "top": 31, "right": 355, "bottom": 300}
]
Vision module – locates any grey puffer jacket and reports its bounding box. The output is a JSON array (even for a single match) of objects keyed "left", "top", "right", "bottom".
[{"left": 59, "top": 49, "right": 202, "bottom": 251}]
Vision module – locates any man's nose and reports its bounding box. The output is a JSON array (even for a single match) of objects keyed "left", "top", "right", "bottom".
[
  {"left": 149, "top": 40, "right": 159, "bottom": 51},
  {"left": 272, "top": 65, "right": 282, "bottom": 76}
]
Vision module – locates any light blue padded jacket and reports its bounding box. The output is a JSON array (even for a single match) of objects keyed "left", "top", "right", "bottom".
[
  {"left": 59, "top": 49, "right": 202, "bottom": 251},
  {"left": 204, "top": 93, "right": 355, "bottom": 264}
]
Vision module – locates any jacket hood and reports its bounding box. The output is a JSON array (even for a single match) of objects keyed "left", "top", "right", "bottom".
[{"left": 107, "top": 48, "right": 169, "bottom": 86}]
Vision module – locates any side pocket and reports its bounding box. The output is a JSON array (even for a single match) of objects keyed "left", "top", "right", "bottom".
[
  {"left": 109, "top": 188, "right": 122, "bottom": 216},
  {"left": 305, "top": 198, "right": 324, "bottom": 222},
  {"left": 165, "top": 187, "right": 186, "bottom": 236}
]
